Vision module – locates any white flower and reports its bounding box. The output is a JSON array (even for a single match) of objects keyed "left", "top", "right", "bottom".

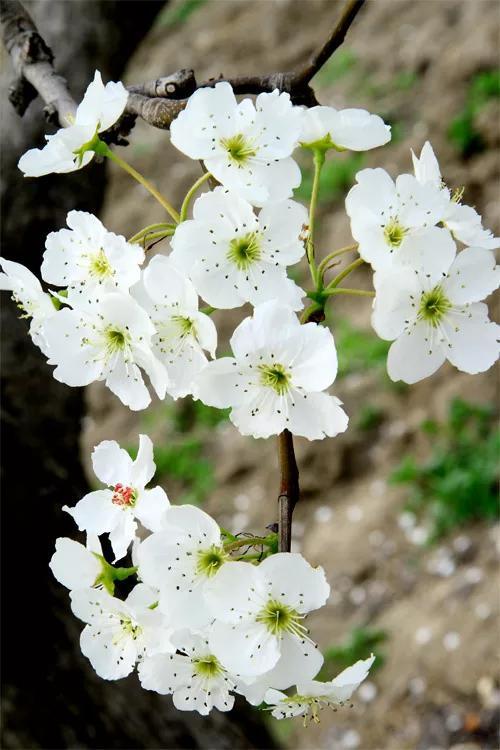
[
  {"left": 170, "top": 82, "right": 302, "bottom": 206},
  {"left": 194, "top": 300, "right": 348, "bottom": 440},
  {"left": 139, "top": 631, "right": 236, "bottom": 715},
  {"left": 137, "top": 505, "right": 229, "bottom": 631},
  {"left": 70, "top": 583, "right": 174, "bottom": 680},
  {"left": 264, "top": 654, "right": 375, "bottom": 722},
  {"left": 0, "top": 258, "right": 56, "bottom": 355},
  {"left": 300, "top": 106, "right": 390, "bottom": 151},
  {"left": 18, "top": 70, "right": 128, "bottom": 177},
  {"left": 205, "top": 553, "right": 329, "bottom": 678},
  {"left": 42, "top": 211, "right": 144, "bottom": 301},
  {"left": 42, "top": 291, "right": 168, "bottom": 410},
  {"left": 236, "top": 636, "right": 324, "bottom": 706},
  {"left": 412, "top": 141, "right": 500, "bottom": 250},
  {"left": 136, "top": 255, "right": 217, "bottom": 399},
  {"left": 345, "top": 167, "right": 455, "bottom": 275},
  {"left": 63, "top": 435, "right": 170, "bottom": 561},
  {"left": 170, "top": 187, "right": 307, "bottom": 310},
  {"left": 49, "top": 536, "right": 102, "bottom": 590},
  {"left": 372, "top": 246, "right": 500, "bottom": 383}
]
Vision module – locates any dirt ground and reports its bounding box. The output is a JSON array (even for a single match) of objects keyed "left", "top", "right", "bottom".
[{"left": 81, "top": 2, "right": 499, "bottom": 748}]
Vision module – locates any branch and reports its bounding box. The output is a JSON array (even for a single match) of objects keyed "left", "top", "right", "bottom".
[
  {"left": 277, "top": 430, "right": 300, "bottom": 553},
  {"left": 2, "top": 0, "right": 366, "bottom": 132}
]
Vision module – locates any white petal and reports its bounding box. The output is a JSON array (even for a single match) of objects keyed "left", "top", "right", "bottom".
[
  {"left": 49, "top": 538, "right": 101, "bottom": 590},
  {"left": 70, "top": 586, "right": 120, "bottom": 623},
  {"left": 445, "top": 203, "right": 500, "bottom": 250},
  {"left": 397, "top": 226, "right": 456, "bottom": 277},
  {"left": 194, "top": 357, "right": 244, "bottom": 408},
  {"left": 63, "top": 489, "right": 119, "bottom": 534},
  {"left": 289, "top": 323, "right": 338, "bottom": 391},
  {"left": 387, "top": 322, "right": 446, "bottom": 383},
  {"left": 287, "top": 391, "right": 349, "bottom": 440},
  {"left": 443, "top": 246, "right": 500, "bottom": 304},
  {"left": 411, "top": 141, "right": 442, "bottom": 186},
  {"left": 138, "top": 653, "right": 193, "bottom": 694},
  {"left": 131, "top": 434, "right": 156, "bottom": 488},
  {"left": 109, "top": 511, "right": 137, "bottom": 561},
  {"left": 345, "top": 168, "right": 396, "bottom": 221},
  {"left": 105, "top": 358, "right": 151, "bottom": 411},
  {"left": 80, "top": 625, "right": 137, "bottom": 680},
  {"left": 372, "top": 267, "right": 422, "bottom": 339},
  {"left": 134, "top": 486, "right": 169, "bottom": 531},
  {"left": 444, "top": 305, "right": 500, "bottom": 374},
  {"left": 92, "top": 439, "right": 133, "bottom": 486},
  {"left": 259, "top": 553, "right": 330, "bottom": 613},
  {"left": 204, "top": 561, "right": 265, "bottom": 622},
  {"left": 209, "top": 620, "right": 280, "bottom": 677}
]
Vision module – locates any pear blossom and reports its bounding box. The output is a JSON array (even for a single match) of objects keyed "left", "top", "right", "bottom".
[
  {"left": 42, "top": 291, "right": 168, "bottom": 410},
  {"left": 63, "top": 435, "right": 169, "bottom": 561},
  {"left": 372, "top": 246, "right": 500, "bottom": 383},
  {"left": 170, "top": 82, "right": 302, "bottom": 206},
  {"left": 18, "top": 70, "right": 128, "bottom": 177},
  {"left": 412, "top": 141, "right": 500, "bottom": 250},
  {"left": 205, "top": 553, "right": 329, "bottom": 677},
  {"left": 49, "top": 536, "right": 103, "bottom": 591},
  {"left": 300, "top": 106, "right": 390, "bottom": 151},
  {"left": 137, "top": 505, "right": 229, "bottom": 631},
  {"left": 264, "top": 654, "right": 375, "bottom": 722},
  {"left": 170, "top": 188, "right": 307, "bottom": 310},
  {"left": 345, "top": 168, "right": 455, "bottom": 275},
  {"left": 139, "top": 632, "right": 237, "bottom": 715},
  {"left": 0, "top": 258, "right": 56, "bottom": 355},
  {"left": 42, "top": 211, "right": 144, "bottom": 301},
  {"left": 236, "top": 636, "right": 324, "bottom": 706},
  {"left": 70, "top": 584, "right": 174, "bottom": 680},
  {"left": 194, "top": 300, "right": 348, "bottom": 440},
  {"left": 136, "top": 255, "right": 217, "bottom": 398}
]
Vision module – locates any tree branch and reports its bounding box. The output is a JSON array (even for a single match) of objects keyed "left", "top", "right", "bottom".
[
  {"left": 277, "top": 430, "right": 300, "bottom": 553},
  {"left": 2, "top": 0, "right": 366, "bottom": 131}
]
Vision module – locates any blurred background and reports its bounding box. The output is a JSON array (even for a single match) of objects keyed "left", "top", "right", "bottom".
[{"left": 1, "top": 1, "right": 499, "bottom": 749}]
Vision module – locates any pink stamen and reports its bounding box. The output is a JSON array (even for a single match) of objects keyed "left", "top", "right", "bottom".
[{"left": 112, "top": 483, "right": 135, "bottom": 506}]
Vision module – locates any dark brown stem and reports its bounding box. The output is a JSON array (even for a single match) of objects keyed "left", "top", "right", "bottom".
[
  {"left": 277, "top": 429, "right": 300, "bottom": 553},
  {"left": 2, "top": 0, "right": 366, "bottom": 131}
]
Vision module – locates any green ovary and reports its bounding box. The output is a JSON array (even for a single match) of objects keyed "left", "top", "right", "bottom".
[
  {"left": 256, "top": 599, "right": 306, "bottom": 637},
  {"left": 171, "top": 315, "right": 195, "bottom": 336},
  {"left": 89, "top": 248, "right": 113, "bottom": 278},
  {"left": 258, "top": 363, "right": 291, "bottom": 395},
  {"left": 227, "top": 232, "right": 262, "bottom": 270},
  {"left": 105, "top": 326, "right": 130, "bottom": 354},
  {"left": 193, "top": 654, "right": 224, "bottom": 679},
  {"left": 220, "top": 133, "right": 257, "bottom": 165},
  {"left": 418, "top": 285, "right": 452, "bottom": 327},
  {"left": 383, "top": 219, "right": 407, "bottom": 248},
  {"left": 196, "top": 545, "right": 228, "bottom": 578}
]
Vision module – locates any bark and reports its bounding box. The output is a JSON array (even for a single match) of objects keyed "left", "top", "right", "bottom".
[{"left": 0, "top": 2, "right": 274, "bottom": 748}]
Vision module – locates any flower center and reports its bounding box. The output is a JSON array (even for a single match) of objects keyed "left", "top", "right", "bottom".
[
  {"left": 116, "top": 616, "right": 142, "bottom": 641},
  {"left": 89, "top": 248, "right": 113, "bottom": 278},
  {"left": 195, "top": 545, "right": 228, "bottom": 578},
  {"left": 104, "top": 326, "right": 130, "bottom": 355},
  {"left": 417, "top": 285, "right": 452, "bottom": 327},
  {"left": 227, "top": 232, "right": 262, "bottom": 270},
  {"left": 258, "top": 363, "right": 291, "bottom": 395},
  {"left": 256, "top": 598, "right": 307, "bottom": 637},
  {"left": 384, "top": 219, "right": 407, "bottom": 248},
  {"left": 192, "top": 654, "right": 225, "bottom": 679},
  {"left": 171, "top": 315, "right": 195, "bottom": 337},
  {"left": 220, "top": 133, "right": 257, "bottom": 165},
  {"left": 112, "top": 483, "right": 137, "bottom": 507}
]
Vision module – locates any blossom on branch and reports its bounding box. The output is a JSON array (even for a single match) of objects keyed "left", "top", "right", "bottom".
[
  {"left": 300, "top": 106, "right": 391, "bottom": 152},
  {"left": 42, "top": 211, "right": 144, "bottom": 301},
  {"left": 170, "top": 82, "right": 303, "bottom": 205},
  {"left": 63, "top": 435, "right": 169, "bottom": 561},
  {"left": 18, "top": 70, "right": 128, "bottom": 177},
  {"left": 194, "top": 300, "right": 348, "bottom": 440},
  {"left": 49, "top": 536, "right": 103, "bottom": 591},
  {"left": 372, "top": 246, "right": 500, "bottom": 383},
  {"left": 170, "top": 187, "right": 307, "bottom": 310}
]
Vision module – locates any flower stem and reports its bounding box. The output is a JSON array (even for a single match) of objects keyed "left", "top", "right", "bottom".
[
  {"left": 103, "top": 147, "right": 180, "bottom": 223},
  {"left": 224, "top": 535, "right": 276, "bottom": 553},
  {"left": 306, "top": 148, "right": 326, "bottom": 285},
  {"left": 200, "top": 305, "right": 216, "bottom": 315},
  {"left": 128, "top": 222, "right": 176, "bottom": 244},
  {"left": 317, "top": 243, "right": 358, "bottom": 279},
  {"left": 324, "top": 287, "right": 375, "bottom": 297},
  {"left": 325, "top": 256, "right": 365, "bottom": 290},
  {"left": 179, "top": 171, "right": 212, "bottom": 222}
]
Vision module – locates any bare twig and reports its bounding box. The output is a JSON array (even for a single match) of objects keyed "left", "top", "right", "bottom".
[
  {"left": 277, "top": 430, "right": 300, "bottom": 553},
  {"left": 2, "top": 0, "right": 366, "bottom": 131}
]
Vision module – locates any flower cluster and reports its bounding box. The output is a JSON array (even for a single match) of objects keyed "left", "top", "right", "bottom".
[
  {"left": 51, "top": 435, "right": 374, "bottom": 718},
  {"left": 6, "top": 68, "right": 499, "bottom": 724}
]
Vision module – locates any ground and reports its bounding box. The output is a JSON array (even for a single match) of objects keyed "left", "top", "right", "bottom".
[{"left": 81, "top": 1, "right": 499, "bottom": 748}]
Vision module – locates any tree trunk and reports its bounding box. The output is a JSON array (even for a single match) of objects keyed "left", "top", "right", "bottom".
[{"left": 0, "top": 3, "right": 274, "bottom": 748}]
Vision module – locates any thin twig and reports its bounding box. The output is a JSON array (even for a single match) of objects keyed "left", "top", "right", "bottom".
[{"left": 277, "top": 430, "right": 300, "bottom": 553}]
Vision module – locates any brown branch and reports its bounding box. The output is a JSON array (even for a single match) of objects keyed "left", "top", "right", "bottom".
[
  {"left": 2, "top": 0, "right": 366, "bottom": 132},
  {"left": 277, "top": 430, "right": 300, "bottom": 553}
]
